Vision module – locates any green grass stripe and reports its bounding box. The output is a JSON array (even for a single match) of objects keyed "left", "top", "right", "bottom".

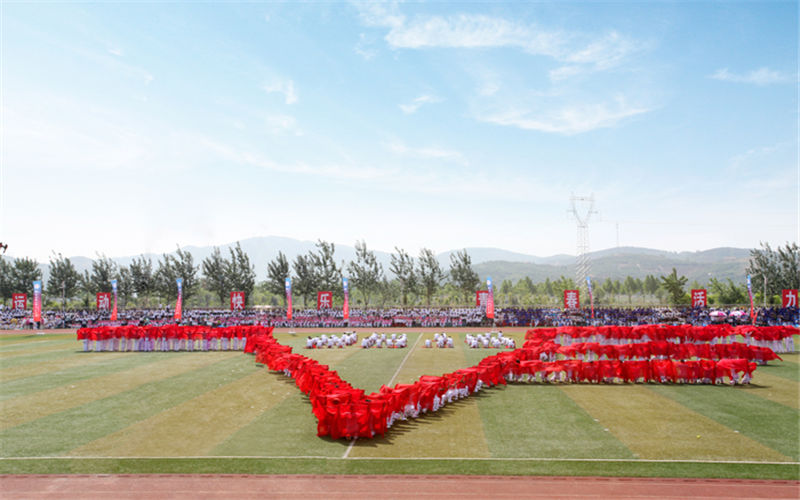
[
  {"left": 560, "top": 385, "right": 789, "bottom": 461},
  {"left": 71, "top": 364, "right": 295, "bottom": 457},
  {"left": 0, "top": 338, "right": 75, "bottom": 353},
  {"left": 758, "top": 360, "right": 799, "bottom": 382},
  {"left": 648, "top": 385, "right": 800, "bottom": 461},
  {"left": 0, "top": 353, "right": 165, "bottom": 402},
  {"left": 1, "top": 351, "right": 135, "bottom": 384},
  {"left": 748, "top": 372, "right": 800, "bottom": 409},
  {"left": 0, "top": 352, "right": 228, "bottom": 430},
  {"left": 212, "top": 387, "right": 348, "bottom": 458},
  {"left": 477, "top": 384, "right": 635, "bottom": 459},
  {"left": 0, "top": 349, "right": 86, "bottom": 370},
  {"left": 350, "top": 333, "right": 490, "bottom": 458},
  {"left": 0, "top": 457, "right": 797, "bottom": 479},
  {"left": 329, "top": 333, "right": 423, "bottom": 394},
  {"left": 0, "top": 334, "right": 65, "bottom": 344},
  {"left": 0, "top": 354, "right": 244, "bottom": 457}
]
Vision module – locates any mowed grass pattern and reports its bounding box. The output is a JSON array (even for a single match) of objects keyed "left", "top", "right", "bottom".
[{"left": 0, "top": 332, "right": 798, "bottom": 476}]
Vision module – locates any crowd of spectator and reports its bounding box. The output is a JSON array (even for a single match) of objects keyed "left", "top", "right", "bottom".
[{"left": 1, "top": 305, "right": 796, "bottom": 330}]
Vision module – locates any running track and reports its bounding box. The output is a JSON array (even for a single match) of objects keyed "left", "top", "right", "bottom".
[{"left": 2, "top": 475, "right": 799, "bottom": 499}]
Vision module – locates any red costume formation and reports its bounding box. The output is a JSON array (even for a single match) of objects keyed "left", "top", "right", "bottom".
[
  {"left": 243, "top": 324, "right": 795, "bottom": 440},
  {"left": 76, "top": 325, "right": 258, "bottom": 352}
]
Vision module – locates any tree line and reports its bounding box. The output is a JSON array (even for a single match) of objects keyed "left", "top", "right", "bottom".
[{"left": 0, "top": 241, "right": 796, "bottom": 309}]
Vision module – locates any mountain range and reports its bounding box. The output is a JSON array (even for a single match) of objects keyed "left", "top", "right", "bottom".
[{"left": 29, "top": 236, "right": 752, "bottom": 286}]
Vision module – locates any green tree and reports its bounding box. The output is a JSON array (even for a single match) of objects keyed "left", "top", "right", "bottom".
[
  {"left": 747, "top": 242, "right": 800, "bottom": 298},
  {"left": 390, "top": 247, "right": 417, "bottom": 306},
  {"left": 86, "top": 254, "right": 117, "bottom": 294},
  {"left": 347, "top": 241, "right": 382, "bottom": 306},
  {"left": 660, "top": 268, "right": 688, "bottom": 305},
  {"left": 418, "top": 248, "right": 443, "bottom": 306},
  {"left": 0, "top": 258, "right": 13, "bottom": 305},
  {"left": 129, "top": 256, "right": 154, "bottom": 306},
  {"left": 11, "top": 257, "right": 43, "bottom": 297},
  {"left": 202, "top": 247, "right": 229, "bottom": 306},
  {"left": 292, "top": 253, "right": 316, "bottom": 307},
  {"left": 709, "top": 278, "right": 747, "bottom": 305},
  {"left": 266, "top": 251, "right": 291, "bottom": 306},
  {"left": 449, "top": 249, "right": 479, "bottom": 305},
  {"left": 154, "top": 248, "right": 198, "bottom": 302},
  {"left": 47, "top": 253, "right": 81, "bottom": 309},
  {"left": 312, "top": 240, "right": 341, "bottom": 299},
  {"left": 623, "top": 275, "right": 638, "bottom": 304},
  {"left": 226, "top": 242, "right": 256, "bottom": 305}
]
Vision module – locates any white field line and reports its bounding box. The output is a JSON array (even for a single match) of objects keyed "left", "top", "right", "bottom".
[
  {"left": 2, "top": 456, "right": 798, "bottom": 465},
  {"left": 342, "top": 333, "right": 424, "bottom": 459}
]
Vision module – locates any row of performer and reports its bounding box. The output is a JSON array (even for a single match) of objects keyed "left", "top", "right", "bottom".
[
  {"left": 526, "top": 324, "right": 797, "bottom": 353},
  {"left": 76, "top": 325, "right": 264, "bottom": 352},
  {"left": 244, "top": 326, "right": 782, "bottom": 440}
]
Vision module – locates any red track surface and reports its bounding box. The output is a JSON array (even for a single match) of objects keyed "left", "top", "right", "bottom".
[{"left": 2, "top": 475, "right": 798, "bottom": 499}]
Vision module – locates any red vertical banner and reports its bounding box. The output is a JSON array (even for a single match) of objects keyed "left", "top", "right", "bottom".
[
  {"left": 96, "top": 293, "right": 111, "bottom": 310},
  {"left": 110, "top": 279, "right": 118, "bottom": 321},
  {"left": 174, "top": 278, "right": 183, "bottom": 321},
  {"left": 285, "top": 277, "right": 293, "bottom": 320},
  {"left": 12, "top": 293, "right": 27, "bottom": 310},
  {"left": 230, "top": 291, "right": 245, "bottom": 310},
  {"left": 486, "top": 277, "right": 495, "bottom": 319},
  {"left": 782, "top": 289, "right": 798, "bottom": 307},
  {"left": 564, "top": 289, "right": 580, "bottom": 309},
  {"left": 32, "top": 281, "right": 42, "bottom": 322},
  {"left": 342, "top": 277, "right": 350, "bottom": 321},
  {"left": 691, "top": 289, "right": 707, "bottom": 307},
  {"left": 317, "top": 291, "right": 332, "bottom": 309}
]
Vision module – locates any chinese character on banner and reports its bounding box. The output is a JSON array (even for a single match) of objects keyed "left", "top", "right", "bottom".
[
  {"left": 564, "top": 289, "right": 580, "bottom": 309},
  {"left": 96, "top": 292, "right": 111, "bottom": 310},
  {"left": 230, "top": 291, "right": 245, "bottom": 310},
  {"left": 174, "top": 278, "right": 183, "bottom": 321},
  {"left": 476, "top": 290, "right": 489, "bottom": 307},
  {"left": 691, "top": 289, "right": 707, "bottom": 307},
  {"left": 32, "top": 281, "right": 42, "bottom": 323},
  {"left": 12, "top": 293, "right": 27, "bottom": 310},
  {"left": 782, "top": 289, "right": 798, "bottom": 308},
  {"left": 342, "top": 278, "right": 350, "bottom": 321},
  {"left": 285, "top": 277, "right": 293, "bottom": 320},
  {"left": 486, "top": 277, "right": 495, "bottom": 320},
  {"left": 317, "top": 291, "right": 333, "bottom": 309}
]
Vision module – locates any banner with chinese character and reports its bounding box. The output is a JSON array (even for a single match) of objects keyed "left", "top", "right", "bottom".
[
  {"left": 691, "top": 289, "right": 707, "bottom": 307},
  {"left": 486, "top": 277, "right": 495, "bottom": 319},
  {"left": 782, "top": 289, "right": 798, "bottom": 308},
  {"left": 342, "top": 278, "right": 350, "bottom": 320},
  {"left": 746, "top": 275, "right": 755, "bottom": 324},
  {"left": 317, "top": 291, "right": 333, "bottom": 310},
  {"left": 285, "top": 277, "right": 293, "bottom": 320},
  {"left": 96, "top": 292, "right": 111, "bottom": 310},
  {"left": 564, "top": 289, "right": 580, "bottom": 309},
  {"left": 586, "top": 277, "right": 594, "bottom": 319},
  {"left": 230, "top": 291, "right": 245, "bottom": 310},
  {"left": 174, "top": 278, "right": 183, "bottom": 321},
  {"left": 476, "top": 290, "right": 489, "bottom": 307},
  {"left": 32, "top": 281, "right": 42, "bottom": 322},
  {"left": 110, "top": 279, "right": 118, "bottom": 321},
  {"left": 12, "top": 293, "right": 26, "bottom": 310}
]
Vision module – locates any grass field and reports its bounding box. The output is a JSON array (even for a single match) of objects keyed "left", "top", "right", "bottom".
[{"left": 1, "top": 329, "right": 798, "bottom": 479}]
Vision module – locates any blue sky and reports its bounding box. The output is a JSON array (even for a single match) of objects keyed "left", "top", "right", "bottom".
[{"left": 1, "top": 1, "right": 797, "bottom": 262}]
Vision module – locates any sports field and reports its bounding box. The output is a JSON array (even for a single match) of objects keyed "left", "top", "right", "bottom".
[{"left": 1, "top": 329, "right": 798, "bottom": 479}]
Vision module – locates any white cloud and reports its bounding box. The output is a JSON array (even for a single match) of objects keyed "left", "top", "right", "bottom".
[
  {"left": 481, "top": 97, "right": 650, "bottom": 135},
  {"left": 384, "top": 140, "right": 465, "bottom": 163},
  {"left": 263, "top": 79, "right": 298, "bottom": 104},
  {"left": 399, "top": 94, "right": 441, "bottom": 114},
  {"left": 352, "top": 1, "right": 405, "bottom": 29},
  {"left": 107, "top": 47, "right": 123, "bottom": 57},
  {"left": 265, "top": 114, "right": 302, "bottom": 135},
  {"left": 711, "top": 67, "right": 790, "bottom": 86},
  {"left": 355, "top": 33, "right": 378, "bottom": 60}
]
